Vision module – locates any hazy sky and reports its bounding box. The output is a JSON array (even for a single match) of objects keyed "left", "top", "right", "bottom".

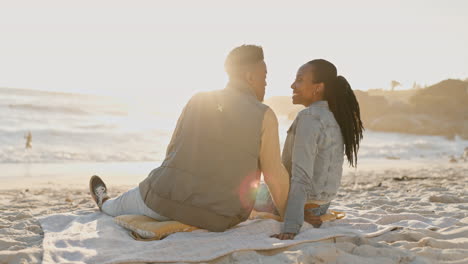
[{"left": 0, "top": 0, "right": 467, "bottom": 107}]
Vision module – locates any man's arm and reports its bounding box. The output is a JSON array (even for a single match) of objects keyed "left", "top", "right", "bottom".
[{"left": 259, "top": 108, "right": 290, "bottom": 218}]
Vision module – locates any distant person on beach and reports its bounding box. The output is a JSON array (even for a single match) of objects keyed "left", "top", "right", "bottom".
[
  {"left": 24, "top": 131, "right": 32, "bottom": 149},
  {"left": 89, "top": 45, "right": 290, "bottom": 232},
  {"left": 270, "top": 59, "right": 364, "bottom": 240}
]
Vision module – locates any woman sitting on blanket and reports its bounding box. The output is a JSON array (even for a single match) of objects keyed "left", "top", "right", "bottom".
[{"left": 270, "top": 59, "right": 363, "bottom": 240}]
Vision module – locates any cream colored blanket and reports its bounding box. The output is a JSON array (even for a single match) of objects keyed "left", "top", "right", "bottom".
[{"left": 38, "top": 208, "right": 459, "bottom": 264}]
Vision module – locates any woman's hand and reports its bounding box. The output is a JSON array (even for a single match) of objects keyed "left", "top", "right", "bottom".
[{"left": 270, "top": 232, "right": 296, "bottom": 240}]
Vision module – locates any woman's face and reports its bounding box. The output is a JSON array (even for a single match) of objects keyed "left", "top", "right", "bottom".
[{"left": 291, "top": 64, "right": 321, "bottom": 106}]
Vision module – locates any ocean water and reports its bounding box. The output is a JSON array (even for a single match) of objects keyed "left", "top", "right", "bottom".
[
  {"left": 0, "top": 88, "right": 177, "bottom": 164},
  {"left": 1, "top": 88, "right": 467, "bottom": 165}
]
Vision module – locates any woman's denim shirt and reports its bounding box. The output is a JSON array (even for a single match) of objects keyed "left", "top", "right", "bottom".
[{"left": 282, "top": 100, "right": 344, "bottom": 233}]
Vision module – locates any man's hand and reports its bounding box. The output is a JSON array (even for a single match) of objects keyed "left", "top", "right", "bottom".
[{"left": 270, "top": 232, "right": 296, "bottom": 240}]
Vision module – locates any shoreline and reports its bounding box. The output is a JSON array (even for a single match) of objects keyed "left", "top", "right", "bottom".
[{"left": 0, "top": 159, "right": 466, "bottom": 190}]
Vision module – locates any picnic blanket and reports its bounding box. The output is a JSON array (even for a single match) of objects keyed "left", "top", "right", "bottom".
[{"left": 38, "top": 207, "right": 459, "bottom": 264}]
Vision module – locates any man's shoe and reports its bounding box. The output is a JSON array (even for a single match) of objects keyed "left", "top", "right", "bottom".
[{"left": 89, "top": 175, "right": 110, "bottom": 210}]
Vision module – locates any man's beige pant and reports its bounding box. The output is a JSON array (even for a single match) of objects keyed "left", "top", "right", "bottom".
[{"left": 102, "top": 187, "right": 170, "bottom": 221}]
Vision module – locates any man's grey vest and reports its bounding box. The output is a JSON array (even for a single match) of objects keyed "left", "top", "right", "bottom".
[{"left": 139, "top": 81, "right": 268, "bottom": 232}]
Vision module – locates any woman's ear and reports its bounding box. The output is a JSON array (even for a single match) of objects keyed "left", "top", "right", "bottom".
[{"left": 317, "top": 82, "right": 325, "bottom": 96}]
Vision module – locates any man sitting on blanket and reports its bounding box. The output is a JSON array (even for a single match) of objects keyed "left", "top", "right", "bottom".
[{"left": 89, "top": 44, "right": 290, "bottom": 232}]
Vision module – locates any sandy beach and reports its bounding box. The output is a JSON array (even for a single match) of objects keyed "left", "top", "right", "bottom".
[
  {"left": 1, "top": 1, "right": 467, "bottom": 263},
  {"left": 1, "top": 162, "right": 466, "bottom": 264}
]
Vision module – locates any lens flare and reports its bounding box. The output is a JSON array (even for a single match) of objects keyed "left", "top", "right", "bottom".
[{"left": 237, "top": 171, "right": 261, "bottom": 211}]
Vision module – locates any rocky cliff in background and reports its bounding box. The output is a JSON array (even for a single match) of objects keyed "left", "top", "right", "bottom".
[{"left": 265, "top": 79, "right": 468, "bottom": 139}]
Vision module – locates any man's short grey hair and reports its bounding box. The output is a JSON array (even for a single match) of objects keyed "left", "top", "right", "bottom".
[{"left": 224, "top": 45, "right": 264, "bottom": 79}]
